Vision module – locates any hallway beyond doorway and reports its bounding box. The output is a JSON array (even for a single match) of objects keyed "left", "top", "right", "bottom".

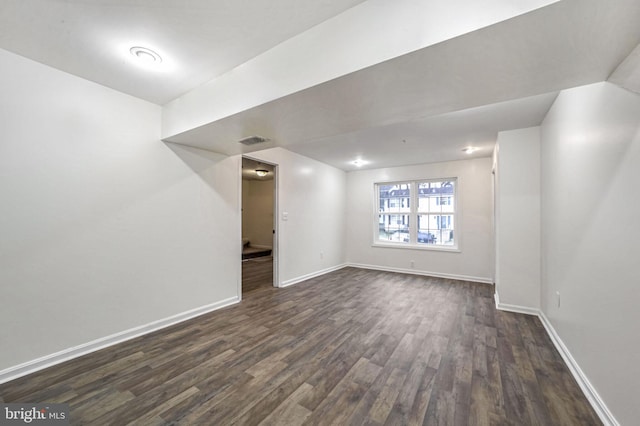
[{"left": 242, "top": 256, "right": 273, "bottom": 294}]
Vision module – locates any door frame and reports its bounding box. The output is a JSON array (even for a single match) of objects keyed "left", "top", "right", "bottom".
[{"left": 240, "top": 155, "right": 279, "bottom": 293}]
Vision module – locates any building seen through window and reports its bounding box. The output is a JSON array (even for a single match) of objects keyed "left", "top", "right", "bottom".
[{"left": 376, "top": 179, "right": 456, "bottom": 248}]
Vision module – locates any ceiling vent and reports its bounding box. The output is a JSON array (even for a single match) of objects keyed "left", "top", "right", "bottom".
[{"left": 238, "top": 135, "right": 270, "bottom": 146}]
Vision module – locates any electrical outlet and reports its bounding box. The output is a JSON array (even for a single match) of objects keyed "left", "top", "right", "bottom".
[
  {"left": 320, "top": 251, "right": 324, "bottom": 259},
  {"left": 410, "top": 260, "right": 415, "bottom": 268},
  {"left": 556, "top": 291, "right": 561, "bottom": 308}
]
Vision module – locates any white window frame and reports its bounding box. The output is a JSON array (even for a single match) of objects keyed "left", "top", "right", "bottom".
[{"left": 373, "top": 178, "right": 460, "bottom": 252}]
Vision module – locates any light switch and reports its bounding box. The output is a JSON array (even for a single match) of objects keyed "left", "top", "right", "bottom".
[{"left": 282, "top": 211, "right": 289, "bottom": 221}]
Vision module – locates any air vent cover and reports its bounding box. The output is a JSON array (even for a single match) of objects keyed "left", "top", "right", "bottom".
[{"left": 238, "top": 135, "right": 270, "bottom": 146}]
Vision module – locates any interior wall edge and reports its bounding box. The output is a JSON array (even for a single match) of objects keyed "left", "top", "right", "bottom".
[
  {"left": 537, "top": 310, "right": 619, "bottom": 426},
  {"left": 493, "top": 300, "right": 619, "bottom": 426},
  {"left": 493, "top": 291, "right": 541, "bottom": 316}
]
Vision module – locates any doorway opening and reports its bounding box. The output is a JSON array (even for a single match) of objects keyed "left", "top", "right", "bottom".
[{"left": 241, "top": 156, "right": 277, "bottom": 295}]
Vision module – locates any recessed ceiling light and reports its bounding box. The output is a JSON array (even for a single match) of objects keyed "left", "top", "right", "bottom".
[
  {"left": 255, "top": 169, "right": 269, "bottom": 177},
  {"left": 129, "top": 46, "right": 162, "bottom": 64},
  {"left": 352, "top": 159, "right": 366, "bottom": 167},
  {"left": 462, "top": 147, "right": 478, "bottom": 154}
]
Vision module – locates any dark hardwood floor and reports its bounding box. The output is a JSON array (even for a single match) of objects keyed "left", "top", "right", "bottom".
[
  {"left": 0, "top": 267, "right": 601, "bottom": 425},
  {"left": 242, "top": 256, "right": 273, "bottom": 293}
]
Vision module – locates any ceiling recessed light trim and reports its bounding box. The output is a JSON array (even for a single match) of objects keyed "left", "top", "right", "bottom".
[
  {"left": 129, "top": 46, "right": 162, "bottom": 64},
  {"left": 255, "top": 169, "right": 269, "bottom": 177},
  {"left": 462, "top": 147, "right": 478, "bottom": 154}
]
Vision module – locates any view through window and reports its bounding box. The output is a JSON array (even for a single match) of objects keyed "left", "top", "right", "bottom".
[{"left": 376, "top": 179, "right": 456, "bottom": 248}]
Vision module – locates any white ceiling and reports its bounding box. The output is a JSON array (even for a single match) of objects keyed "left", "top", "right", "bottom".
[
  {"left": 0, "top": 0, "right": 366, "bottom": 105},
  {"left": 165, "top": 0, "right": 640, "bottom": 170},
  {"left": 2, "top": 0, "right": 640, "bottom": 171},
  {"left": 287, "top": 92, "right": 559, "bottom": 170}
]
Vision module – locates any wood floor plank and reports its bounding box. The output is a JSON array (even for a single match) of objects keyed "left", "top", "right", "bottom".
[
  {"left": 125, "top": 386, "right": 200, "bottom": 426},
  {"left": 303, "top": 357, "right": 377, "bottom": 425},
  {"left": 257, "top": 383, "right": 314, "bottom": 426},
  {"left": 367, "top": 367, "right": 406, "bottom": 424},
  {"left": 384, "top": 338, "right": 435, "bottom": 424},
  {"left": 0, "top": 266, "right": 602, "bottom": 425}
]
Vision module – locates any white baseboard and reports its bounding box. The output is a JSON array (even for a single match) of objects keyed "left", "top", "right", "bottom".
[
  {"left": 347, "top": 263, "right": 493, "bottom": 284},
  {"left": 0, "top": 296, "right": 240, "bottom": 385},
  {"left": 537, "top": 311, "right": 618, "bottom": 426},
  {"left": 280, "top": 263, "right": 348, "bottom": 288},
  {"left": 493, "top": 293, "right": 618, "bottom": 426},
  {"left": 493, "top": 292, "right": 540, "bottom": 316},
  {"left": 0, "top": 273, "right": 619, "bottom": 426}
]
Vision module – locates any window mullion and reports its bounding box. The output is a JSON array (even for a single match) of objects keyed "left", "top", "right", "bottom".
[{"left": 410, "top": 181, "right": 417, "bottom": 244}]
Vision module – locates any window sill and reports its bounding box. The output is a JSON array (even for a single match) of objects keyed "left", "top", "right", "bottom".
[{"left": 372, "top": 242, "right": 461, "bottom": 253}]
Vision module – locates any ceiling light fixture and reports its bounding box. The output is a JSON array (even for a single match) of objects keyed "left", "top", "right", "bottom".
[
  {"left": 239, "top": 135, "right": 270, "bottom": 146},
  {"left": 129, "top": 46, "right": 162, "bottom": 64},
  {"left": 255, "top": 169, "right": 269, "bottom": 177},
  {"left": 462, "top": 147, "right": 478, "bottom": 154},
  {"left": 352, "top": 159, "right": 366, "bottom": 167}
]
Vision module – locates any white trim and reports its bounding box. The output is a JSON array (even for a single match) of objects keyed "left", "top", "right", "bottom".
[
  {"left": 242, "top": 154, "right": 279, "bottom": 289},
  {"left": 537, "top": 311, "right": 619, "bottom": 426},
  {"left": 280, "top": 264, "right": 348, "bottom": 287},
  {"left": 493, "top": 294, "right": 618, "bottom": 426},
  {"left": 0, "top": 296, "right": 240, "bottom": 385},
  {"left": 237, "top": 156, "right": 244, "bottom": 301},
  {"left": 347, "top": 262, "right": 493, "bottom": 284},
  {"left": 373, "top": 178, "right": 459, "bottom": 251},
  {"left": 0, "top": 269, "right": 617, "bottom": 426},
  {"left": 371, "top": 242, "right": 461, "bottom": 253},
  {"left": 272, "top": 162, "right": 279, "bottom": 288},
  {"left": 493, "top": 292, "right": 540, "bottom": 316}
]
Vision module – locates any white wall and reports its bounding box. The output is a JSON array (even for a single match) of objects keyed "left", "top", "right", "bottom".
[
  {"left": 242, "top": 179, "right": 274, "bottom": 248},
  {"left": 0, "top": 49, "right": 240, "bottom": 372},
  {"left": 346, "top": 158, "right": 493, "bottom": 282},
  {"left": 494, "top": 127, "right": 541, "bottom": 309},
  {"left": 540, "top": 82, "right": 640, "bottom": 426},
  {"left": 244, "top": 148, "right": 347, "bottom": 286}
]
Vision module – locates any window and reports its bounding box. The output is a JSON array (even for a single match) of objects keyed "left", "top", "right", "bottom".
[
  {"left": 375, "top": 179, "right": 457, "bottom": 249},
  {"left": 437, "top": 196, "right": 451, "bottom": 206},
  {"left": 377, "top": 183, "right": 410, "bottom": 243}
]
